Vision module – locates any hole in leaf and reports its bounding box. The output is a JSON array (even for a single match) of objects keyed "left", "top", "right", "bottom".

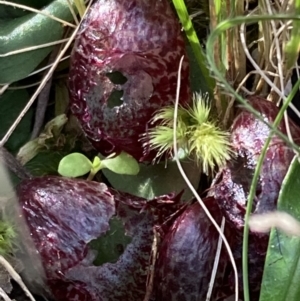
[
  {"left": 89, "top": 217, "right": 132, "bottom": 266},
  {"left": 106, "top": 71, "right": 127, "bottom": 85},
  {"left": 107, "top": 90, "right": 124, "bottom": 108}
]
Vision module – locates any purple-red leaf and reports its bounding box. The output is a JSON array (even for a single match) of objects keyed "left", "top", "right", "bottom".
[
  {"left": 155, "top": 198, "right": 226, "bottom": 301},
  {"left": 68, "top": 0, "right": 191, "bottom": 161},
  {"left": 209, "top": 97, "right": 300, "bottom": 296},
  {"left": 16, "top": 176, "right": 180, "bottom": 300}
]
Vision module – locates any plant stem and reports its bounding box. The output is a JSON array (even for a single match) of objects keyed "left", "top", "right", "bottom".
[{"left": 172, "top": 0, "right": 215, "bottom": 96}]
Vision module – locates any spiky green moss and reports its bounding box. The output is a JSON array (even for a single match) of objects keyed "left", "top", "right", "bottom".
[
  {"left": 0, "top": 220, "right": 16, "bottom": 256},
  {"left": 145, "top": 93, "right": 232, "bottom": 174}
]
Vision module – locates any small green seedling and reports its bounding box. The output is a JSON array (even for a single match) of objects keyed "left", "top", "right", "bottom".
[{"left": 58, "top": 151, "right": 140, "bottom": 179}]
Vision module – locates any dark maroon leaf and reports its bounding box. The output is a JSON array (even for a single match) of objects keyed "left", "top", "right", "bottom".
[
  {"left": 15, "top": 176, "right": 180, "bottom": 300},
  {"left": 68, "top": 0, "right": 191, "bottom": 161},
  {"left": 155, "top": 197, "right": 226, "bottom": 301},
  {"left": 209, "top": 96, "right": 300, "bottom": 296}
]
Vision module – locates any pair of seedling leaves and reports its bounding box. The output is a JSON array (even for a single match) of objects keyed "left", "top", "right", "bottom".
[{"left": 58, "top": 151, "right": 140, "bottom": 178}]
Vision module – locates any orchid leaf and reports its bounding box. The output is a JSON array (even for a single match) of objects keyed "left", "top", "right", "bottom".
[
  {"left": 25, "top": 150, "right": 65, "bottom": 177},
  {"left": 0, "top": 0, "right": 74, "bottom": 83},
  {"left": 0, "top": 90, "right": 33, "bottom": 153},
  {"left": 259, "top": 157, "right": 300, "bottom": 301},
  {"left": 102, "top": 159, "right": 201, "bottom": 200}
]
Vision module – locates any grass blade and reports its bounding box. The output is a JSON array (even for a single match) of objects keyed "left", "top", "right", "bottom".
[{"left": 172, "top": 0, "right": 215, "bottom": 95}]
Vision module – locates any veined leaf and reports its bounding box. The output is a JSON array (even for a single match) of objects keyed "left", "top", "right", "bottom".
[
  {"left": 0, "top": 0, "right": 74, "bottom": 83},
  {"left": 101, "top": 152, "right": 140, "bottom": 175},
  {"left": 58, "top": 153, "right": 92, "bottom": 178},
  {"left": 259, "top": 157, "right": 300, "bottom": 301},
  {"left": 102, "top": 159, "right": 201, "bottom": 200}
]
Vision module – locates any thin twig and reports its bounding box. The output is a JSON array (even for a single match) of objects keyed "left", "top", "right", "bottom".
[
  {"left": 206, "top": 217, "right": 225, "bottom": 301},
  {"left": 0, "top": 0, "right": 94, "bottom": 148},
  {"left": 0, "top": 84, "right": 9, "bottom": 96},
  {"left": 31, "top": 46, "right": 61, "bottom": 139},
  {"left": 66, "top": 0, "right": 80, "bottom": 25},
  {"left": 0, "top": 147, "right": 31, "bottom": 179},
  {"left": 143, "top": 228, "right": 159, "bottom": 301},
  {"left": 240, "top": 21, "right": 286, "bottom": 100},
  {"left": 26, "top": 56, "right": 70, "bottom": 78},
  {"left": 0, "top": 39, "right": 69, "bottom": 58},
  {"left": 0, "top": 255, "right": 36, "bottom": 301},
  {"left": 173, "top": 56, "right": 239, "bottom": 301},
  {"left": 6, "top": 82, "right": 43, "bottom": 90},
  {"left": 0, "top": 286, "right": 12, "bottom": 301}
]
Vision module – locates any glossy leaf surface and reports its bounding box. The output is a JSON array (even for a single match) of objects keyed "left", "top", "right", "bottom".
[
  {"left": 101, "top": 152, "right": 140, "bottom": 175},
  {"left": 259, "top": 157, "right": 300, "bottom": 301},
  {"left": 0, "top": 0, "right": 74, "bottom": 83},
  {"left": 58, "top": 153, "right": 92, "bottom": 177}
]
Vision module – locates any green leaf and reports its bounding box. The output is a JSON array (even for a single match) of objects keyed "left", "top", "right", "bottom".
[
  {"left": 0, "top": 89, "right": 33, "bottom": 153},
  {"left": 89, "top": 217, "right": 132, "bottom": 266},
  {"left": 0, "top": 0, "right": 74, "bottom": 83},
  {"left": 101, "top": 152, "right": 140, "bottom": 175},
  {"left": 55, "top": 80, "right": 70, "bottom": 116},
  {"left": 73, "top": 0, "right": 86, "bottom": 17},
  {"left": 172, "top": 0, "right": 214, "bottom": 95},
  {"left": 0, "top": 0, "right": 53, "bottom": 19},
  {"left": 186, "top": 44, "right": 211, "bottom": 94},
  {"left": 25, "top": 150, "right": 65, "bottom": 177},
  {"left": 259, "top": 157, "right": 300, "bottom": 301},
  {"left": 17, "top": 114, "right": 68, "bottom": 165},
  {"left": 58, "top": 153, "right": 92, "bottom": 178},
  {"left": 102, "top": 159, "right": 201, "bottom": 200},
  {"left": 92, "top": 156, "right": 101, "bottom": 170}
]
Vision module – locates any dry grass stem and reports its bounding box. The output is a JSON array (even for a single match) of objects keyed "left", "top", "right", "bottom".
[
  {"left": 173, "top": 56, "right": 239, "bottom": 301},
  {"left": 0, "top": 10, "right": 84, "bottom": 147},
  {"left": 7, "top": 82, "right": 43, "bottom": 90},
  {"left": 240, "top": 22, "right": 286, "bottom": 99},
  {"left": 206, "top": 217, "right": 226, "bottom": 301},
  {"left": 0, "top": 39, "right": 70, "bottom": 58},
  {"left": 0, "top": 286, "right": 12, "bottom": 301},
  {"left": 26, "top": 56, "right": 70, "bottom": 78},
  {"left": 0, "top": 0, "right": 94, "bottom": 146},
  {"left": 143, "top": 228, "right": 159, "bottom": 301},
  {"left": 0, "top": 255, "right": 36, "bottom": 301},
  {"left": 0, "top": 84, "right": 9, "bottom": 96},
  {"left": 66, "top": 0, "right": 80, "bottom": 25}
]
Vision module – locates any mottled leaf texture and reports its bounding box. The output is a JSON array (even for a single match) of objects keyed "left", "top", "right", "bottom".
[
  {"left": 68, "top": 0, "right": 191, "bottom": 161},
  {"left": 155, "top": 198, "right": 225, "bottom": 301},
  {"left": 16, "top": 176, "right": 179, "bottom": 300},
  {"left": 210, "top": 97, "right": 300, "bottom": 297}
]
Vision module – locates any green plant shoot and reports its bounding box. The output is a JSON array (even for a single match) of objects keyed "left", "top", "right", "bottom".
[{"left": 58, "top": 151, "right": 140, "bottom": 179}]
